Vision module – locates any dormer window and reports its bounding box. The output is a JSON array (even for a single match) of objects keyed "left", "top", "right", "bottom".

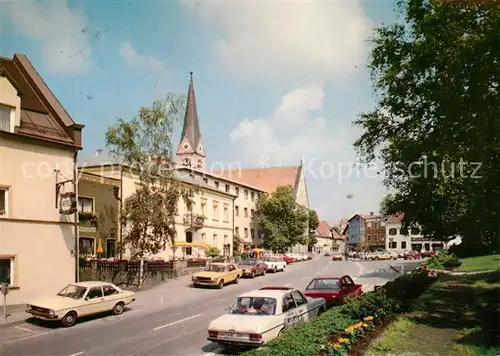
[{"left": 0, "top": 105, "right": 13, "bottom": 132}]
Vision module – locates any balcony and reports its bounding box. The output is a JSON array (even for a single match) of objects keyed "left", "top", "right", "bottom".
[{"left": 183, "top": 213, "right": 205, "bottom": 229}]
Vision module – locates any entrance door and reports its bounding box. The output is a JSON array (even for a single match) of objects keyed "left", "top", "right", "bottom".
[
  {"left": 107, "top": 239, "right": 116, "bottom": 258},
  {"left": 186, "top": 231, "right": 193, "bottom": 256}
]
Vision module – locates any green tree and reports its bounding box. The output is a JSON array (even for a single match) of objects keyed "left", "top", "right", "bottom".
[
  {"left": 255, "top": 185, "right": 309, "bottom": 252},
  {"left": 354, "top": 0, "right": 500, "bottom": 256},
  {"left": 307, "top": 209, "right": 320, "bottom": 248},
  {"left": 379, "top": 194, "right": 396, "bottom": 216},
  {"left": 106, "top": 94, "right": 194, "bottom": 259},
  {"left": 205, "top": 246, "right": 221, "bottom": 258}
]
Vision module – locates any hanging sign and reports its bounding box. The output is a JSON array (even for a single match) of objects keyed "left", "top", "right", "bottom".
[{"left": 59, "top": 192, "right": 77, "bottom": 215}]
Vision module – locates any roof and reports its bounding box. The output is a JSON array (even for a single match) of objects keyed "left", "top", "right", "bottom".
[
  {"left": 72, "top": 281, "right": 112, "bottom": 287},
  {"left": 0, "top": 53, "right": 83, "bottom": 148},
  {"left": 386, "top": 213, "right": 404, "bottom": 224},
  {"left": 311, "top": 276, "right": 342, "bottom": 280},
  {"left": 210, "top": 262, "right": 232, "bottom": 266},
  {"left": 316, "top": 221, "right": 332, "bottom": 238},
  {"left": 239, "top": 287, "right": 298, "bottom": 299},
  {"left": 177, "top": 72, "right": 202, "bottom": 155},
  {"left": 211, "top": 166, "right": 300, "bottom": 193}
]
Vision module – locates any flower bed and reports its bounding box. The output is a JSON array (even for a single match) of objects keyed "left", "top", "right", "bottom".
[{"left": 243, "top": 269, "right": 438, "bottom": 356}]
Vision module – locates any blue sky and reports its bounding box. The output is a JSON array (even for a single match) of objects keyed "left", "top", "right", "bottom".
[{"left": 1, "top": 0, "right": 398, "bottom": 223}]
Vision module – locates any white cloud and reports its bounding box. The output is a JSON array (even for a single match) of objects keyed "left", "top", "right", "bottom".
[
  {"left": 5, "top": 0, "right": 93, "bottom": 75},
  {"left": 119, "top": 42, "right": 170, "bottom": 80},
  {"left": 229, "top": 85, "right": 387, "bottom": 223},
  {"left": 183, "top": 0, "right": 373, "bottom": 86}
]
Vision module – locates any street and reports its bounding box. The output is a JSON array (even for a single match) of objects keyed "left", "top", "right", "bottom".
[{"left": 0, "top": 257, "right": 420, "bottom": 356}]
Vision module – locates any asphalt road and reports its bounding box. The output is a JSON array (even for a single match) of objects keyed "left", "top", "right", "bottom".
[{"left": 0, "top": 257, "right": 421, "bottom": 356}]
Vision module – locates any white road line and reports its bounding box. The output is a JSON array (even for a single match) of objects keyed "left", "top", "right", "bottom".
[
  {"left": 153, "top": 313, "right": 202, "bottom": 331},
  {"left": 354, "top": 261, "right": 365, "bottom": 276},
  {"left": 14, "top": 326, "right": 35, "bottom": 333},
  {"left": 68, "top": 352, "right": 85, "bottom": 356},
  {"left": 0, "top": 331, "right": 51, "bottom": 346}
]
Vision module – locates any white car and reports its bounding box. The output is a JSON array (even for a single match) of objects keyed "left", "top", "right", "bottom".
[
  {"left": 207, "top": 286, "right": 326, "bottom": 347},
  {"left": 263, "top": 256, "right": 286, "bottom": 272},
  {"left": 26, "top": 281, "right": 136, "bottom": 327}
]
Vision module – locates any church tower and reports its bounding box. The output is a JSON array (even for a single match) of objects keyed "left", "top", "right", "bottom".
[{"left": 175, "top": 72, "right": 206, "bottom": 170}]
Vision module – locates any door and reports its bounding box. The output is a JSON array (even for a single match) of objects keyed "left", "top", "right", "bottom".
[
  {"left": 227, "top": 264, "right": 237, "bottom": 281},
  {"left": 281, "top": 293, "right": 298, "bottom": 331},
  {"left": 341, "top": 276, "right": 356, "bottom": 297},
  {"left": 291, "top": 290, "right": 309, "bottom": 323},
  {"left": 102, "top": 284, "right": 121, "bottom": 310},
  {"left": 81, "top": 286, "right": 106, "bottom": 315}
]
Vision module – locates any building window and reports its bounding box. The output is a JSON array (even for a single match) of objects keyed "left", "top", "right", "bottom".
[
  {"left": 366, "top": 222, "right": 372, "bottom": 228},
  {"left": 203, "top": 177, "right": 208, "bottom": 184},
  {"left": 235, "top": 187, "right": 239, "bottom": 195},
  {"left": 225, "top": 184, "right": 230, "bottom": 193},
  {"left": 244, "top": 190, "right": 248, "bottom": 199},
  {"left": 251, "top": 209, "right": 254, "bottom": 217},
  {"left": 234, "top": 227, "right": 239, "bottom": 236},
  {"left": 213, "top": 234, "right": 217, "bottom": 245},
  {"left": 224, "top": 206, "right": 229, "bottom": 221},
  {"left": 0, "top": 105, "right": 12, "bottom": 132},
  {"left": 373, "top": 222, "right": 379, "bottom": 229},
  {"left": 106, "top": 239, "right": 116, "bottom": 258},
  {"left": 250, "top": 229, "right": 255, "bottom": 238},
  {"left": 214, "top": 181, "right": 219, "bottom": 189},
  {"left": 367, "top": 235, "right": 372, "bottom": 241},
  {"left": 78, "top": 197, "right": 94, "bottom": 213},
  {"left": 400, "top": 227, "right": 409, "bottom": 235},
  {"left": 213, "top": 204, "right": 219, "bottom": 219},
  {"left": 244, "top": 208, "right": 248, "bottom": 217},
  {"left": 410, "top": 227, "right": 420, "bottom": 235},
  {"left": 79, "top": 237, "right": 95, "bottom": 255},
  {"left": 244, "top": 228, "right": 248, "bottom": 238},
  {"left": 389, "top": 228, "right": 397, "bottom": 236},
  {"left": 401, "top": 241, "right": 407, "bottom": 249},
  {"left": 389, "top": 241, "right": 397, "bottom": 249},
  {"left": 0, "top": 188, "right": 8, "bottom": 217},
  {"left": 251, "top": 191, "right": 255, "bottom": 200},
  {"left": 235, "top": 206, "right": 239, "bottom": 216},
  {"left": 374, "top": 234, "right": 379, "bottom": 241},
  {"left": 0, "top": 257, "right": 13, "bottom": 286},
  {"left": 201, "top": 202, "right": 206, "bottom": 215}
]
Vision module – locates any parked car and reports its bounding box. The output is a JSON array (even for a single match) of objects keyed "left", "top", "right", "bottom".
[
  {"left": 404, "top": 251, "right": 422, "bottom": 260},
  {"left": 26, "top": 281, "right": 136, "bottom": 327},
  {"left": 303, "top": 275, "right": 362, "bottom": 306},
  {"left": 331, "top": 253, "right": 344, "bottom": 261},
  {"left": 192, "top": 263, "right": 242, "bottom": 288},
  {"left": 324, "top": 251, "right": 331, "bottom": 256},
  {"left": 207, "top": 286, "right": 326, "bottom": 347},
  {"left": 263, "top": 256, "right": 286, "bottom": 273},
  {"left": 238, "top": 259, "right": 267, "bottom": 278},
  {"left": 421, "top": 251, "right": 436, "bottom": 258},
  {"left": 282, "top": 255, "right": 295, "bottom": 263},
  {"left": 307, "top": 253, "right": 314, "bottom": 260},
  {"left": 366, "top": 250, "right": 397, "bottom": 260}
]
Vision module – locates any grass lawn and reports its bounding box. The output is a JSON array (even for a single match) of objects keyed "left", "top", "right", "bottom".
[
  {"left": 367, "top": 271, "right": 500, "bottom": 356},
  {"left": 456, "top": 254, "right": 500, "bottom": 272}
]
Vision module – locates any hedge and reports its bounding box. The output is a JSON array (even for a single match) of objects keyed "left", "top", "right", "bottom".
[{"left": 243, "top": 268, "right": 436, "bottom": 356}]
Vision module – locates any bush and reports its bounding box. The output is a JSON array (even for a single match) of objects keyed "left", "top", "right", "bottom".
[
  {"left": 240, "top": 251, "right": 249, "bottom": 259},
  {"left": 243, "top": 270, "right": 436, "bottom": 356},
  {"left": 204, "top": 246, "right": 221, "bottom": 258},
  {"left": 426, "top": 251, "right": 461, "bottom": 270}
]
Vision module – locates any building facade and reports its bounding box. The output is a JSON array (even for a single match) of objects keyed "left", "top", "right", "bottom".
[
  {"left": 364, "top": 214, "right": 386, "bottom": 251},
  {"left": 385, "top": 214, "right": 444, "bottom": 254},
  {"left": 0, "top": 54, "right": 84, "bottom": 305}
]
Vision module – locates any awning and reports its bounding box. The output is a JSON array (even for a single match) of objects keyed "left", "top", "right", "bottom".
[
  {"left": 173, "top": 241, "right": 209, "bottom": 249},
  {"left": 253, "top": 248, "right": 265, "bottom": 253}
]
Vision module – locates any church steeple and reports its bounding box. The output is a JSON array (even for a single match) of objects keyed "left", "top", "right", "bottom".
[{"left": 176, "top": 72, "right": 206, "bottom": 170}]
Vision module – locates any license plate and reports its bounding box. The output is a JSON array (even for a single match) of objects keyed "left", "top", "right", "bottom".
[{"left": 219, "top": 332, "right": 249, "bottom": 340}]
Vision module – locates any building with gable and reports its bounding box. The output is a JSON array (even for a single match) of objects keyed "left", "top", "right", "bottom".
[{"left": 0, "top": 54, "right": 84, "bottom": 304}]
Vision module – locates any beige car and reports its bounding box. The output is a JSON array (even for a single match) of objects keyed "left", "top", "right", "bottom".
[
  {"left": 192, "top": 263, "right": 242, "bottom": 288},
  {"left": 26, "top": 281, "right": 136, "bottom": 327}
]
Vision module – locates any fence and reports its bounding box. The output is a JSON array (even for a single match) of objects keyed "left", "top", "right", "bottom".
[{"left": 79, "top": 259, "right": 192, "bottom": 291}]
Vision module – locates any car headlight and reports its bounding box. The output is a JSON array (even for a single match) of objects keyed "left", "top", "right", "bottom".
[
  {"left": 211, "top": 277, "right": 217, "bottom": 281},
  {"left": 26, "top": 304, "right": 31, "bottom": 309},
  {"left": 192, "top": 276, "right": 197, "bottom": 280},
  {"left": 49, "top": 309, "right": 55, "bottom": 315}
]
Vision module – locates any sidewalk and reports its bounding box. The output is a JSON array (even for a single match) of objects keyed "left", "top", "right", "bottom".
[{"left": 0, "top": 304, "right": 29, "bottom": 328}]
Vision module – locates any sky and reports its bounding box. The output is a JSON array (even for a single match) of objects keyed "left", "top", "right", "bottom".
[{"left": 0, "top": 0, "right": 400, "bottom": 225}]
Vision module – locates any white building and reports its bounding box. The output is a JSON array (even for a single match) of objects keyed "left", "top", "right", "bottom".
[{"left": 386, "top": 214, "right": 444, "bottom": 254}]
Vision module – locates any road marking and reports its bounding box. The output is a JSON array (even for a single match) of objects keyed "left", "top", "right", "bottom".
[
  {"left": 354, "top": 261, "right": 365, "bottom": 276},
  {"left": 69, "top": 352, "right": 85, "bottom": 356},
  {"left": 14, "top": 326, "right": 35, "bottom": 333},
  {"left": 153, "top": 313, "right": 202, "bottom": 331},
  {"left": 0, "top": 331, "right": 51, "bottom": 346}
]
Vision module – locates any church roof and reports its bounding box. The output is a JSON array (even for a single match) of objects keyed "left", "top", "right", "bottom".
[{"left": 177, "top": 72, "right": 202, "bottom": 153}]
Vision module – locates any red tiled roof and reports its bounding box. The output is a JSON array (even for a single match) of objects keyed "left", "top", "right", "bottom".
[
  {"left": 316, "top": 221, "right": 331, "bottom": 238},
  {"left": 386, "top": 213, "right": 404, "bottom": 223},
  {"left": 211, "top": 166, "right": 299, "bottom": 193}
]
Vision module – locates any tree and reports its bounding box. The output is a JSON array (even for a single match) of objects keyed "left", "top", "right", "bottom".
[
  {"left": 379, "top": 194, "right": 396, "bottom": 216},
  {"left": 331, "top": 225, "right": 342, "bottom": 235},
  {"left": 354, "top": 0, "right": 500, "bottom": 256},
  {"left": 205, "top": 246, "right": 221, "bottom": 258},
  {"left": 106, "top": 94, "right": 194, "bottom": 259},
  {"left": 255, "top": 185, "right": 309, "bottom": 252},
  {"left": 307, "top": 209, "right": 320, "bottom": 248}
]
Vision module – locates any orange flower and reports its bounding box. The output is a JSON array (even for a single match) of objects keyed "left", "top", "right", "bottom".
[
  {"left": 338, "top": 338, "right": 349, "bottom": 343},
  {"left": 364, "top": 316, "right": 374, "bottom": 321}
]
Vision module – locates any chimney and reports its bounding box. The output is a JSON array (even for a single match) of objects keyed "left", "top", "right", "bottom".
[{"left": 370, "top": 212, "right": 374, "bottom": 216}]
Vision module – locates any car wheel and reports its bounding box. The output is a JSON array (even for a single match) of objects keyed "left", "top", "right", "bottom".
[
  {"left": 262, "top": 269, "right": 266, "bottom": 276},
  {"left": 234, "top": 275, "right": 240, "bottom": 284},
  {"left": 274, "top": 266, "right": 278, "bottom": 273},
  {"left": 375, "top": 256, "right": 379, "bottom": 260},
  {"left": 61, "top": 311, "right": 77, "bottom": 327},
  {"left": 318, "top": 306, "right": 326, "bottom": 316},
  {"left": 112, "top": 302, "right": 125, "bottom": 315},
  {"left": 251, "top": 271, "right": 256, "bottom": 278},
  {"left": 218, "top": 279, "right": 224, "bottom": 289}
]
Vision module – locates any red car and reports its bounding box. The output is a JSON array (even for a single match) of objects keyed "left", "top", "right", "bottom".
[
  {"left": 404, "top": 251, "right": 422, "bottom": 260},
  {"left": 282, "top": 255, "right": 295, "bottom": 264},
  {"left": 421, "top": 251, "right": 436, "bottom": 258},
  {"left": 303, "top": 275, "right": 363, "bottom": 306},
  {"left": 237, "top": 259, "right": 267, "bottom": 278}
]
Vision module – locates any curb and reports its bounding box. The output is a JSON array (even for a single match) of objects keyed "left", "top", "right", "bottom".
[{"left": 0, "top": 317, "right": 29, "bottom": 329}]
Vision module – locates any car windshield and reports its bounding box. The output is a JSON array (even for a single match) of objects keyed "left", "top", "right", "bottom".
[
  {"left": 239, "top": 259, "right": 257, "bottom": 265},
  {"left": 57, "top": 284, "right": 87, "bottom": 299},
  {"left": 264, "top": 257, "right": 279, "bottom": 262},
  {"left": 229, "top": 297, "right": 277, "bottom": 316},
  {"left": 204, "top": 265, "right": 225, "bottom": 273},
  {"left": 306, "top": 279, "right": 340, "bottom": 290}
]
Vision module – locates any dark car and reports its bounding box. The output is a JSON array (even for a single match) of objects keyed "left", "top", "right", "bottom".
[
  {"left": 237, "top": 259, "right": 267, "bottom": 278},
  {"left": 303, "top": 275, "right": 362, "bottom": 306}
]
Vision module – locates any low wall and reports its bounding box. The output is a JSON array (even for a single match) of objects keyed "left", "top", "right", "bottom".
[{"left": 79, "top": 260, "right": 202, "bottom": 291}]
